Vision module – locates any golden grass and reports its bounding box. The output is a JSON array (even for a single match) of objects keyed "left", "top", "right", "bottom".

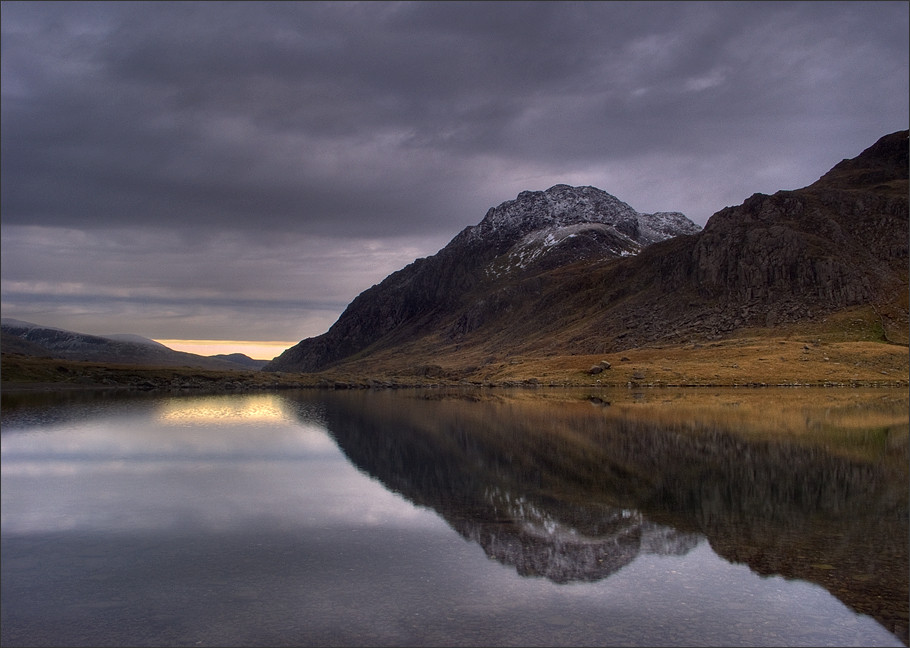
[
  {"left": 322, "top": 335, "right": 908, "bottom": 388},
  {"left": 0, "top": 354, "right": 325, "bottom": 391},
  {"left": 382, "top": 384, "right": 909, "bottom": 460},
  {"left": 2, "top": 331, "right": 907, "bottom": 391}
]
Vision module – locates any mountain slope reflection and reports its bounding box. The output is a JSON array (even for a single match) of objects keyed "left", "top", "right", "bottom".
[
  {"left": 456, "top": 495, "right": 698, "bottom": 583},
  {"left": 283, "top": 388, "right": 908, "bottom": 644}
]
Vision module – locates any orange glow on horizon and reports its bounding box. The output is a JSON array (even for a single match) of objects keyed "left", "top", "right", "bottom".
[{"left": 154, "top": 339, "right": 297, "bottom": 361}]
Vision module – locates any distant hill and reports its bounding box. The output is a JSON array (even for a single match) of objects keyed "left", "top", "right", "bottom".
[
  {"left": 209, "top": 353, "right": 269, "bottom": 370},
  {"left": 265, "top": 130, "right": 908, "bottom": 374},
  {"left": 101, "top": 333, "right": 171, "bottom": 349},
  {"left": 0, "top": 319, "right": 263, "bottom": 371}
]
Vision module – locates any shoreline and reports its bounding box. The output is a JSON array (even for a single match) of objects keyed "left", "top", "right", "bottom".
[{"left": 3, "top": 336, "right": 908, "bottom": 394}]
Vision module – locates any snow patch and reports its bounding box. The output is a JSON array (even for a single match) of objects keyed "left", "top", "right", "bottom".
[
  {"left": 470, "top": 185, "right": 700, "bottom": 277},
  {"left": 1, "top": 318, "right": 52, "bottom": 330}
]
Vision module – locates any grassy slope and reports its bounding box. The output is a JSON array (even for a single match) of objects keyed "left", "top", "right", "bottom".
[
  {"left": 315, "top": 302, "right": 908, "bottom": 387},
  {"left": 8, "top": 336, "right": 903, "bottom": 393},
  {"left": 3, "top": 306, "right": 907, "bottom": 392}
]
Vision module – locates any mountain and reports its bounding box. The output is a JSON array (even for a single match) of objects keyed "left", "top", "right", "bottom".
[
  {"left": 0, "top": 319, "right": 261, "bottom": 371},
  {"left": 266, "top": 185, "right": 702, "bottom": 372},
  {"left": 101, "top": 333, "right": 171, "bottom": 349},
  {"left": 266, "top": 130, "right": 908, "bottom": 375},
  {"left": 209, "top": 353, "right": 269, "bottom": 370}
]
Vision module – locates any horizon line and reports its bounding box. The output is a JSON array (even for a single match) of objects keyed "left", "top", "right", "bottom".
[{"left": 154, "top": 339, "right": 300, "bottom": 361}]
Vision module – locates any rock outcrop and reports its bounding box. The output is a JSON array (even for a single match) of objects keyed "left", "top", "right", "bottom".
[{"left": 580, "top": 130, "right": 909, "bottom": 348}]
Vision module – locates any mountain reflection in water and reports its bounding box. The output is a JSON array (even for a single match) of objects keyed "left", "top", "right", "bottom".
[{"left": 287, "top": 388, "right": 908, "bottom": 644}]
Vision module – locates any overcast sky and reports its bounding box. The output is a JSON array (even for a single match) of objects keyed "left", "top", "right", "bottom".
[{"left": 2, "top": 1, "right": 907, "bottom": 357}]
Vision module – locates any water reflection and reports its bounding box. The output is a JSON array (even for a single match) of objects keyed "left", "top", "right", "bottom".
[
  {"left": 1, "top": 393, "right": 423, "bottom": 538},
  {"left": 156, "top": 394, "right": 294, "bottom": 425},
  {"left": 295, "top": 388, "right": 908, "bottom": 643},
  {"left": 1, "top": 387, "right": 906, "bottom": 646}
]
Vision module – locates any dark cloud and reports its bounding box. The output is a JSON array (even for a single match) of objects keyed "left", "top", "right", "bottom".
[{"left": 2, "top": 1, "right": 907, "bottom": 343}]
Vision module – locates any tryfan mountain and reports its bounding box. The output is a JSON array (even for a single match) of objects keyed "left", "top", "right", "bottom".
[{"left": 265, "top": 130, "right": 909, "bottom": 375}]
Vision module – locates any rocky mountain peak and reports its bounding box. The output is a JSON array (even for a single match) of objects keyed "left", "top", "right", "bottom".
[
  {"left": 810, "top": 130, "right": 908, "bottom": 191},
  {"left": 637, "top": 210, "right": 703, "bottom": 244},
  {"left": 477, "top": 184, "right": 640, "bottom": 234},
  {"left": 448, "top": 184, "right": 701, "bottom": 276},
  {"left": 265, "top": 183, "right": 701, "bottom": 373},
  {"left": 466, "top": 184, "right": 699, "bottom": 247}
]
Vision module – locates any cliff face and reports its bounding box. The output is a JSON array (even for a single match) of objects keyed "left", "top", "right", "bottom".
[
  {"left": 693, "top": 132, "right": 908, "bottom": 307},
  {"left": 267, "top": 130, "right": 908, "bottom": 373},
  {"left": 588, "top": 130, "right": 909, "bottom": 348}
]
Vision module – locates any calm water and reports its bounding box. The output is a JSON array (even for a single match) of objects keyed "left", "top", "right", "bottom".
[{"left": 1, "top": 387, "right": 907, "bottom": 647}]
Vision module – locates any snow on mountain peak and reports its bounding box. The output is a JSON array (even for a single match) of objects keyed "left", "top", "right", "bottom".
[
  {"left": 636, "top": 211, "right": 703, "bottom": 245},
  {"left": 477, "top": 185, "right": 642, "bottom": 237},
  {"left": 472, "top": 185, "right": 699, "bottom": 242},
  {"left": 1, "top": 318, "right": 51, "bottom": 330}
]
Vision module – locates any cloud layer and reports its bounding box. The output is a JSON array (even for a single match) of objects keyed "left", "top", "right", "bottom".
[{"left": 2, "top": 1, "right": 907, "bottom": 345}]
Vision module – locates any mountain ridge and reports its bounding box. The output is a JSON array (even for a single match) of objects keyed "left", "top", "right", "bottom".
[
  {"left": 266, "top": 130, "right": 908, "bottom": 375},
  {"left": 266, "top": 185, "right": 703, "bottom": 372}
]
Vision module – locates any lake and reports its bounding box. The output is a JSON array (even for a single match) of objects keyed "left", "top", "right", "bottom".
[{"left": 1, "top": 386, "right": 907, "bottom": 647}]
